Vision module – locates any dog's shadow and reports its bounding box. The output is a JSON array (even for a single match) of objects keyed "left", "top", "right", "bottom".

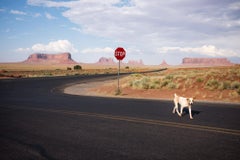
[{"left": 182, "top": 108, "right": 201, "bottom": 117}]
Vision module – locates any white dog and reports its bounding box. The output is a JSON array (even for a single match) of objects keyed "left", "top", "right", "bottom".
[{"left": 172, "top": 93, "right": 194, "bottom": 119}]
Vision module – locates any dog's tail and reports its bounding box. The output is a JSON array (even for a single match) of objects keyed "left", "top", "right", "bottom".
[{"left": 174, "top": 93, "right": 178, "bottom": 98}]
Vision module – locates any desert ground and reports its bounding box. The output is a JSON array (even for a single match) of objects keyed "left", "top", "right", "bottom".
[
  {"left": 0, "top": 63, "right": 146, "bottom": 78},
  {"left": 1, "top": 63, "right": 240, "bottom": 103},
  {"left": 67, "top": 65, "right": 240, "bottom": 103}
]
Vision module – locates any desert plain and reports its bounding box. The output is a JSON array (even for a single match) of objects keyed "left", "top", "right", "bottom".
[{"left": 1, "top": 62, "right": 240, "bottom": 103}]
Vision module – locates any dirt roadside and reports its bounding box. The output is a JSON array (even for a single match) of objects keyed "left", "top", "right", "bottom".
[{"left": 64, "top": 78, "right": 240, "bottom": 104}]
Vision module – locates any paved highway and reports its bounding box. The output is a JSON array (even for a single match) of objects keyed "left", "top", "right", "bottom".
[{"left": 0, "top": 75, "right": 240, "bottom": 160}]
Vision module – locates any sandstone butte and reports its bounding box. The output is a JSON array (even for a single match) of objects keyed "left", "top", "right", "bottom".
[
  {"left": 24, "top": 52, "right": 77, "bottom": 64},
  {"left": 182, "top": 58, "right": 233, "bottom": 66},
  {"left": 95, "top": 57, "right": 144, "bottom": 66},
  {"left": 23, "top": 52, "right": 234, "bottom": 67}
]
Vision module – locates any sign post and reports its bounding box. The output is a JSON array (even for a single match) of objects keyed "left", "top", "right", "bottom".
[{"left": 114, "top": 47, "right": 126, "bottom": 95}]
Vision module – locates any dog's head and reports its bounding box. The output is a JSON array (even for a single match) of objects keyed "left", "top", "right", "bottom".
[{"left": 187, "top": 98, "right": 194, "bottom": 105}]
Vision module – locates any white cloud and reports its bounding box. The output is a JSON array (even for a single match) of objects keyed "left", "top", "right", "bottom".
[
  {"left": 229, "top": 1, "right": 240, "bottom": 10},
  {"left": 16, "top": 17, "right": 24, "bottom": 21},
  {"left": 71, "top": 27, "right": 81, "bottom": 32},
  {"left": 0, "top": 8, "right": 5, "bottom": 12},
  {"left": 45, "top": 12, "right": 56, "bottom": 19},
  {"left": 16, "top": 40, "right": 78, "bottom": 53},
  {"left": 16, "top": 47, "right": 31, "bottom": 52},
  {"left": 27, "top": 0, "right": 240, "bottom": 41},
  {"left": 81, "top": 47, "right": 114, "bottom": 54},
  {"left": 33, "top": 13, "right": 41, "bottom": 17},
  {"left": 27, "top": 0, "right": 240, "bottom": 64},
  {"left": 158, "top": 45, "right": 238, "bottom": 57},
  {"left": 10, "top": 10, "right": 27, "bottom": 15}
]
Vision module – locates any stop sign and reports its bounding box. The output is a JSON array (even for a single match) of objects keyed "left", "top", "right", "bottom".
[{"left": 114, "top": 47, "right": 126, "bottom": 60}]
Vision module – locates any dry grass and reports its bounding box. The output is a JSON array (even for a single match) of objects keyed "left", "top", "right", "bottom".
[
  {"left": 0, "top": 63, "right": 150, "bottom": 78},
  {"left": 117, "top": 65, "right": 240, "bottom": 102}
]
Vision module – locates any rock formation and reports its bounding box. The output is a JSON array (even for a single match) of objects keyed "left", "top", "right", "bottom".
[
  {"left": 96, "top": 57, "right": 116, "bottom": 65},
  {"left": 182, "top": 58, "right": 233, "bottom": 66},
  {"left": 96, "top": 57, "right": 145, "bottom": 66},
  {"left": 127, "top": 59, "right": 144, "bottom": 66},
  {"left": 24, "top": 52, "right": 77, "bottom": 64},
  {"left": 159, "top": 60, "right": 169, "bottom": 66}
]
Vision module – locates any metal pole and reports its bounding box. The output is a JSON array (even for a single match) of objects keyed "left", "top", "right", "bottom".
[{"left": 117, "top": 60, "right": 120, "bottom": 93}]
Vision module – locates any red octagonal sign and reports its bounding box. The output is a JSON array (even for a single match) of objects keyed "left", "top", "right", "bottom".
[{"left": 114, "top": 47, "right": 126, "bottom": 60}]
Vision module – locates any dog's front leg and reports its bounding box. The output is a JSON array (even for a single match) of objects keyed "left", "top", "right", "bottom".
[{"left": 188, "top": 106, "right": 193, "bottom": 119}]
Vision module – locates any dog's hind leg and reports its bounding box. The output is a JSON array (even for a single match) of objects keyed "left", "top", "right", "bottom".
[
  {"left": 172, "top": 102, "right": 180, "bottom": 115},
  {"left": 172, "top": 103, "right": 177, "bottom": 113},
  {"left": 179, "top": 106, "right": 184, "bottom": 117},
  {"left": 172, "top": 107, "right": 176, "bottom": 114},
  {"left": 172, "top": 106, "right": 178, "bottom": 114},
  {"left": 175, "top": 105, "right": 181, "bottom": 116}
]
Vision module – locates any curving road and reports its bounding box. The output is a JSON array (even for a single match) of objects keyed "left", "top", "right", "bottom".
[{"left": 0, "top": 74, "right": 240, "bottom": 160}]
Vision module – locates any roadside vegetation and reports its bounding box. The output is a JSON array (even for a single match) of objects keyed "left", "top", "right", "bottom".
[
  {"left": 117, "top": 65, "right": 240, "bottom": 102},
  {"left": 128, "top": 66, "right": 240, "bottom": 94}
]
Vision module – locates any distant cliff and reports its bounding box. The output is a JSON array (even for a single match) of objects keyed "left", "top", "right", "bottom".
[
  {"left": 182, "top": 58, "right": 233, "bottom": 66},
  {"left": 24, "top": 52, "right": 77, "bottom": 64},
  {"left": 159, "top": 60, "right": 169, "bottom": 66},
  {"left": 127, "top": 59, "right": 144, "bottom": 66},
  {"left": 96, "top": 57, "right": 145, "bottom": 66},
  {"left": 96, "top": 57, "right": 116, "bottom": 65}
]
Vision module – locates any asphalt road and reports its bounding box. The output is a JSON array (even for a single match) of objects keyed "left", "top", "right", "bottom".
[{"left": 0, "top": 75, "right": 240, "bottom": 160}]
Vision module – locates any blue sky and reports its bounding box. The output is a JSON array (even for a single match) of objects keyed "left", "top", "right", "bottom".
[{"left": 0, "top": 0, "right": 240, "bottom": 65}]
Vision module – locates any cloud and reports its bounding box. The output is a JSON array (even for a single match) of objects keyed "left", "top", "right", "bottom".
[
  {"left": 158, "top": 45, "right": 238, "bottom": 57},
  {"left": 15, "top": 17, "right": 24, "bottom": 21},
  {"left": 71, "top": 27, "right": 82, "bottom": 32},
  {"left": 10, "top": 10, "right": 27, "bottom": 15},
  {"left": 81, "top": 47, "right": 114, "bottom": 54},
  {"left": 16, "top": 40, "right": 78, "bottom": 53},
  {"left": 33, "top": 13, "right": 41, "bottom": 17},
  {"left": 0, "top": 8, "right": 6, "bottom": 12},
  {"left": 229, "top": 1, "right": 240, "bottom": 10},
  {"left": 45, "top": 12, "right": 56, "bottom": 19},
  {"left": 27, "top": 0, "right": 240, "bottom": 62}
]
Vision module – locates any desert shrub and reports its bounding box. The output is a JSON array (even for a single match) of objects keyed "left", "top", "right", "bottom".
[
  {"left": 186, "top": 71, "right": 198, "bottom": 78},
  {"left": 149, "top": 83, "right": 160, "bottom": 89},
  {"left": 231, "top": 81, "right": 240, "bottom": 90},
  {"left": 132, "top": 77, "right": 151, "bottom": 89},
  {"left": 167, "top": 82, "right": 178, "bottom": 89},
  {"left": 196, "top": 77, "right": 204, "bottom": 83},
  {"left": 131, "top": 79, "right": 142, "bottom": 89},
  {"left": 130, "top": 76, "right": 162, "bottom": 89},
  {"left": 67, "top": 67, "right": 72, "bottom": 70},
  {"left": 205, "top": 79, "right": 220, "bottom": 90},
  {"left": 74, "top": 65, "right": 82, "bottom": 70},
  {"left": 218, "top": 81, "right": 231, "bottom": 90},
  {"left": 184, "top": 78, "right": 194, "bottom": 87},
  {"left": 44, "top": 72, "right": 52, "bottom": 76},
  {"left": 160, "top": 79, "right": 170, "bottom": 88},
  {"left": 165, "top": 74, "right": 174, "bottom": 80},
  {"left": 237, "top": 88, "right": 240, "bottom": 95},
  {"left": 152, "top": 79, "right": 161, "bottom": 88}
]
